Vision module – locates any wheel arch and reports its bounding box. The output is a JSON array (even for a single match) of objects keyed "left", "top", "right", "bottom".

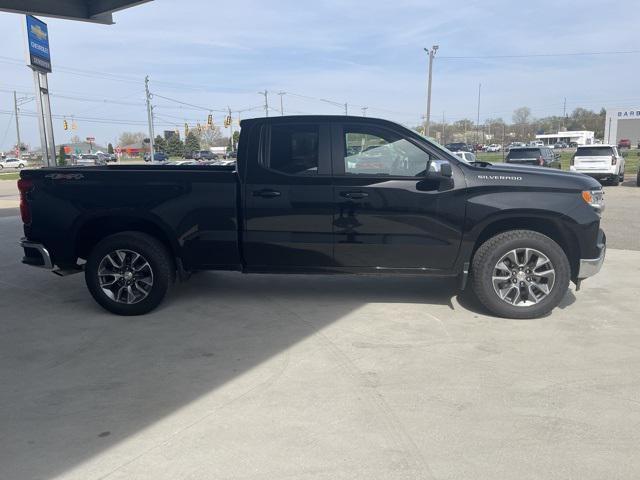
[
  {"left": 75, "top": 214, "right": 178, "bottom": 262},
  {"left": 470, "top": 214, "right": 580, "bottom": 280}
]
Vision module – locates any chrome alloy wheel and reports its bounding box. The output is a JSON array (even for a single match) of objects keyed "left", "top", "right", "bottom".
[
  {"left": 492, "top": 248, "right": 556, "bottom": 307},
  {"left": 97, "top": 249, "right": 154, "bottom": 304}
]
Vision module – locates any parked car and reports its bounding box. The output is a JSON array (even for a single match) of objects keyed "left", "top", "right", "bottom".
[
  {"left": 193, "top": 150, "right": 218, "bottom": 161},
  {"left": 444, "top": 142, "right": 472, "bottom": 152},
  {"left": 485, "top": 144, "right": 501, "bottom": 152},
  {"left": 569, "top": 141, "right": 579, "bottom": 148},
  {"left": 18, "top": 115, "right": 606, "bottom": 319},
  {"left": 617, "top": 139, "right": 631, "bottom": 149},
  {"left": 76, "top": 154, "right": 106, "bottom": 166},
  {"left": 505, "top": 147, "right": 561, "bottom": 169},
  {"left": 554, "top": 142, "right": 568, "bottom": 149},
  {"left": 570, "top": 145, "right": 625, "bottom": 186},
  {"left": 529, "top": 141, "right": 544, "bottom": 147},
  {"left": 508, "top": 142, "right": 526, "bottom": 149},
  {"left": 453, "top": 151, "right": 477, "bottom": 163},
  {"left": 143, "top": 152, "right": 168, "bottom": 162},
  {"left": 0, "top": 157, "right": 26, "bottom": 169}
]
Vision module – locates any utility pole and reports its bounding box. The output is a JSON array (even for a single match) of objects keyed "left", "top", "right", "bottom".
[
  {"left": 562, "top": 97, "right": 567, "bottom": 129},
  {"left": 423, "top": 45, "right": 439, "bottom": 137},
  {"left": 259, "top": 90, "right": 269, "bottom": 117},
  {"left": 441, "top": 111, "right": 445, "bottom": 144},
  {"left": 476, "top": 83, "right": 482, "bottom": 147},
  {"left": 13, "top": 91, "right": 22, "bottom": 159},
  {"left": 361, "top": 106, "right": 368, "bottom": 117},
  {"left": 145, "top": 76, "right": 155, "bottom": 159},
  {"left": 277, "top": 91, "right": 285, "bottom": 116},
  {"left": 344, "top": 103, "right": 348, "bottom": 116}
]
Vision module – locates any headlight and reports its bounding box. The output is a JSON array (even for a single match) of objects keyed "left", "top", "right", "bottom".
[{"left": 582, "top": 189, "right": 605, "bottom": 214}]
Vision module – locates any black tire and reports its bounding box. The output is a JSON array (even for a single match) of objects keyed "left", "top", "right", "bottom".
[
  {"left": 609, "top": 174, "right": 620, "bottom": 186},
  {"left": 18, "top": 163, "right": 24, "bottom": 169},
  {"left": 85, "top": 231, "right": 173, "bottom": 316},
  {"left": 619, "top": 169, "right": 624, "bottom": 183},
  {"left": 636, "top": 171, "right": 640, "bottom": 187},
  {"left": 471, "top": 230, "right": 570, "bottom": 319}
]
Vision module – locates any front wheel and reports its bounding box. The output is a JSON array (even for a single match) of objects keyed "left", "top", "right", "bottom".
[
  {"left": 85, "top": 231, "right": 173, "bottom": 315},
  {"left": 471, "top": 230, "right": 570, "bottom": 319}
]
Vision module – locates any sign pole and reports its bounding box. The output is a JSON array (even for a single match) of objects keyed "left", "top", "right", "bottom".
[{"left": 32, "top": 70, "right": 52, "bottom": 165}]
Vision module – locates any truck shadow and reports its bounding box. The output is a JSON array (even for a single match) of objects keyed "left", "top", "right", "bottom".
[{"left": 0, "top": 237, "right": 562, "bottom": 479}]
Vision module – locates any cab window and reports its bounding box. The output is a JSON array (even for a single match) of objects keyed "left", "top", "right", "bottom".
[{"left": 267, "top": 124, "right": 319, "bottom": 175}]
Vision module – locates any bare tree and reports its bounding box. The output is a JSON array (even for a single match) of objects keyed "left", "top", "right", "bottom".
[
  {"left": 512, "top": 107, "right": 532, "bottom": 125},
  {"left": 118, "top": 132, "right": 146, "bottom": 146}
]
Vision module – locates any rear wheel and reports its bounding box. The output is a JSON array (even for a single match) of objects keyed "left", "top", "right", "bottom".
[
  {"left": 471, "top": 230, "right": 570, "bottom": 319},
  {"left": 85, "top": 232, "right": 173, "bottom": 315}
]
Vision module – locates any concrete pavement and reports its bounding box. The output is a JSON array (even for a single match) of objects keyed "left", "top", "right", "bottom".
[{"left": 1, "top": 214, "right": 640, "bottom": 480}]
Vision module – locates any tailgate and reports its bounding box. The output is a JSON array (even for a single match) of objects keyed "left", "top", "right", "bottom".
[{"left": 574, "top": 156, "right": 611, "bottom": 170}]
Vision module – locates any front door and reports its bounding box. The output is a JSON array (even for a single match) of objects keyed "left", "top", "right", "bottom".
[
  {"left": 243, "top": 121, "right": 335, "bottom": 269},
  {"left": 332, "top": 122, "right": 465, "bottom": 271}
]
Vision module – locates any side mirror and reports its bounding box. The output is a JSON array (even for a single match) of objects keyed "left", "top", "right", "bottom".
[{"left": 440, "top": 162, "right": 453, "bottom": 177}]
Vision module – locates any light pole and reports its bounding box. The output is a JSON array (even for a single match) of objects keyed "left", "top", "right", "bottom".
[{"left": 424, "top": 45, "right": 439, "bottom": 138}]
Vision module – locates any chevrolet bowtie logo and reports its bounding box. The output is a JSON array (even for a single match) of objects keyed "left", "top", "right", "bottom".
[{"left": 30, "top": 24, "right": 47, "bottom": 41}]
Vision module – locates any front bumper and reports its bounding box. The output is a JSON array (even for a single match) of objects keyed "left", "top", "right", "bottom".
[
  {"left": 20, "top": 239, "right": 53, "bottom": 270},
  {"left": 577, "top": 230, "right": 606, "bottom": 279}
]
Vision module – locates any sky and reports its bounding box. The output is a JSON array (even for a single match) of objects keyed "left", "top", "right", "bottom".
[{"left": 1, "top": 0, "right": 639, "bottom": 151}]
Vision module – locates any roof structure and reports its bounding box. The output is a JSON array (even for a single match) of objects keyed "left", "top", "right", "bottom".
[{"left": 0, "top": 1, "right": 152, "bottom": 24}]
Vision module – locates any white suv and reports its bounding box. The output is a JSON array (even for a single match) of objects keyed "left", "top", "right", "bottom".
[{"left": 570, "top": 145, "right": 625, "bottom": 186}]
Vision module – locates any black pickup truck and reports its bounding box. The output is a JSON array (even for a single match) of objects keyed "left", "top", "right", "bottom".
[{"left": 18, "top": 116, "right": 606, "bottom": 318}]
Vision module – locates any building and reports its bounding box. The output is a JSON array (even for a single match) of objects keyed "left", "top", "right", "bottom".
[
  {"left": 535, "top": 131, "right": 594, "bottom": 146},
  {"left": 59, "top": 142, "right": 106, "bottom": 155},
  {"left": 605, "top": 108, "right": 640, "bottom": 146}
]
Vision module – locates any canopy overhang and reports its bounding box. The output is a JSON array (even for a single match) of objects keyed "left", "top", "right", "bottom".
[{"left": 0, "top": 0, "right": 152, "bottom": 24}]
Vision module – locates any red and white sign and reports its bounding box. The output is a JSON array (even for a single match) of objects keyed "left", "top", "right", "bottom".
[{"left": 115, "top": 146, "right": 122, "bottom": 154}]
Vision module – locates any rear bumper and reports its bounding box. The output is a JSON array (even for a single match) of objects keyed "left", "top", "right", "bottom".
[
  {"left": 570, "top": 167, "right": 618, "bottom": 178},
  {"left": 577, "top": 230, "right": 606, "bottom": 279},
  {"left": 20, "top": 239, "right": 53, "bottom": 270}
]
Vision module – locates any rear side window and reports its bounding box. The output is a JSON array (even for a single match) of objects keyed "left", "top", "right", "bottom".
[
  {"left": 268, "top": 125, "right": 319, "bottom": 175},
  {"left": 577, "top": 147, "right": 614, "bottom": 156},
  {"left": 507, "top": 148, "right": 540, "bottom": 159}
]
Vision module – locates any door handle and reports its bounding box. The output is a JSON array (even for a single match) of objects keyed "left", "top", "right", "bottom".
[
  {"left": 340, "top": 191, "right": 369, "bottom": 200},
  {"left": 252, "top": 189, "right": 281, "bottom": 198}
]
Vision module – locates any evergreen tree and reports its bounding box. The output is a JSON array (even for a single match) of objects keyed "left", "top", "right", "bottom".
[
  {"left": 184, "top": 132, "right": 200, "bottom": 157},
  {"left": 154, "top": 135, "right": 167, "bottom": 153},
  {"left": 165, "top": 135, "right": 184, "bottom": 157},
  {"left": 57, "top": 146, "right": 67, "bottom": 166},
  {"left": 107, "top": 143, "right": 114, "bottom": 154}
]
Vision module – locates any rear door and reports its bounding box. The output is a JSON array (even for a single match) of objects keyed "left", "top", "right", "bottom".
[
  {"left": 331, "top": 121, "right": 465, "bottom": 270},
  {"left": 243, "top": 120, "right": 335, "bottom": 269}
]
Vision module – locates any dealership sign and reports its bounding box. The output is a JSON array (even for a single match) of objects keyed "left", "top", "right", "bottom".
[
  {"left": 617, "top": 110, "right": 640, "bottom": 118},
  {"left": 26, "top": 15, "right": 51, "bottom": 73}
]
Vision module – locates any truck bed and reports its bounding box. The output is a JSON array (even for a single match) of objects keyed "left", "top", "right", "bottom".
[{"left": 21, "top": 164, "right": 242, "bottom": 270}]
